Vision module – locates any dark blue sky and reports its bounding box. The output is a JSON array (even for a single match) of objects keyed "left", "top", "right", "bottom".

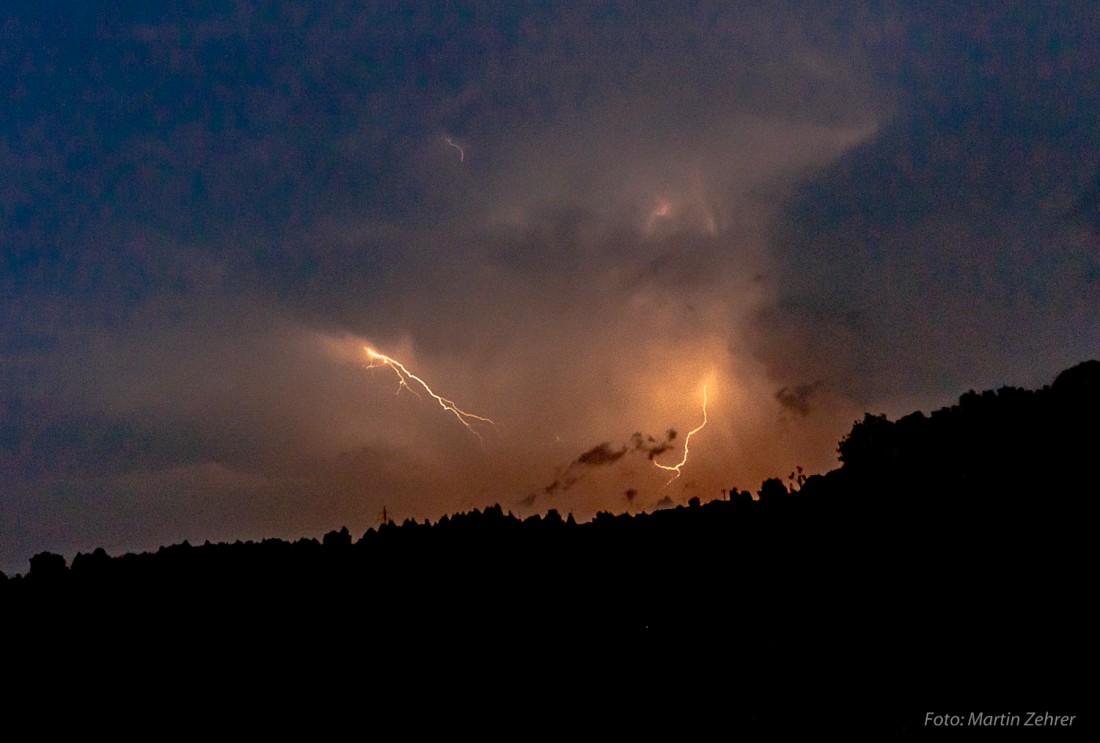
[{"left": 2, "top": 1, "right": 1097, "bottom": 573}]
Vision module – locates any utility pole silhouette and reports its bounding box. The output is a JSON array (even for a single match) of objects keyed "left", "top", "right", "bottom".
[{"left": 380, "top": 506, "right": 389, "bottom": 525}]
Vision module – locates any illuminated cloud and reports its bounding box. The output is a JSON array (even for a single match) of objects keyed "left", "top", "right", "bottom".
[{"left": 2, "top": 2, "right": 1097, "bottom": 572}]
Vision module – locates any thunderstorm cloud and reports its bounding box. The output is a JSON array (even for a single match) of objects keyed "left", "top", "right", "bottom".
[{"left": 1, "top": 1, "right": 1097, "bottom": 572}]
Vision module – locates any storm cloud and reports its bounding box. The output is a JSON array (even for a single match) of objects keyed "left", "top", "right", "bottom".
[{"left": 2, "top": 2, "right": 1096, "bottom": 573}]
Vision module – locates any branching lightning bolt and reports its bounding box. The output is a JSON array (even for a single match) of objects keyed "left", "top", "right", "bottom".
[
  {"left": 444, "top": 136, "right": 465, "bottom": 162},
  {"left": 364, "top": 347, "right": 495, "bottom": 443},
  {"left": 653, "top": 384, "right": 708, "bottom": 485}
]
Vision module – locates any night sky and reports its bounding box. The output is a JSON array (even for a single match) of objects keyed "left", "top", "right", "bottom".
[{"left": 3, "top": 2, "right": 1098, "bottom": 574}]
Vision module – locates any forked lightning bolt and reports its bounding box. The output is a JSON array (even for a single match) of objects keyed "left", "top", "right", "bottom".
[
  {"left": 653, "top": 384, "right": 708, "bottom": 484},
  {"left": 364, "top": 347, "right": 495, "bottom": 443}
]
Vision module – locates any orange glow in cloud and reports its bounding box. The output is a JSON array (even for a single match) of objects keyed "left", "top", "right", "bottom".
[
  {"left": 644, "top": 197, "right": 673, "bottom": 234},
  {"left": 364, "top": 346, "right": 495, "bottom": 444},
  {"left": 653, "top": 383, "right": 709, "bottom": 484}
]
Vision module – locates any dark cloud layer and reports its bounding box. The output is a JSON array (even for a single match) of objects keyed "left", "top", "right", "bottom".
[
  {"left": 760, "top": 3, "right": 1100, "bottom": 403},
  {"left": 2, "top": 1, "right": 1097, "bottom": 573},
  {"left": 775, "top": 382, "right": 824, "bottom": 417}
]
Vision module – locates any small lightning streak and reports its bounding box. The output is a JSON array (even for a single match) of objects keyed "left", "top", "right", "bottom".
[
  {"left": 653, "top": 384, "right": 708, "bottom": 485},
  {"left": 444, "top": 136, "right": 464, "bottom": 162},
  {"left": 364, "top": 347, "right": 494, "bottom": 443}
]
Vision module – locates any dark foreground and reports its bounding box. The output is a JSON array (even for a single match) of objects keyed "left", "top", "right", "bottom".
[{"left": 4, "top": 362, "right": 1096, "bottom": 735}]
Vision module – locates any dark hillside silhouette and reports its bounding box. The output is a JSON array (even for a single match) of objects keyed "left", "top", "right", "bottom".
[{"left": 3, "top": 361, "right": 1096, "bottom": 733}]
